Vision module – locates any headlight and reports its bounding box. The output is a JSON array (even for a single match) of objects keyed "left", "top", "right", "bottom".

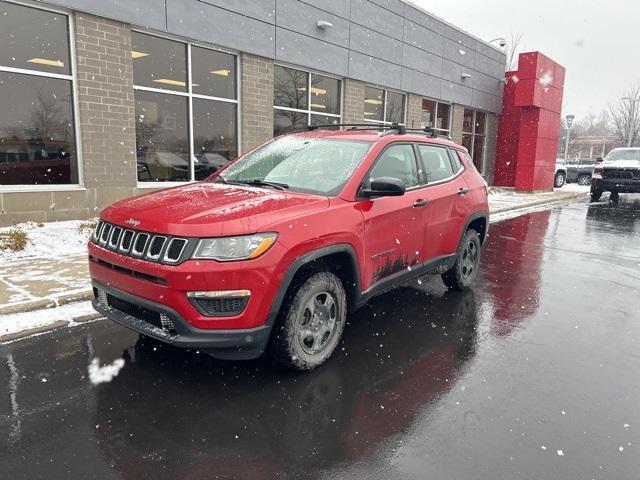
[{"left": 193, "top": 233, "right": 277, "bottom": 261}]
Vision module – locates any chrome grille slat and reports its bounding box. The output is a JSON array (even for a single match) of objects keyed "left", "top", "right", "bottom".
[{"left": 92, "top": 222, "right": 189, "bottom": 264}]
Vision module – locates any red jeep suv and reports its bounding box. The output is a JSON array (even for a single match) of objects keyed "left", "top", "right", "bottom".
[{"left": 89, "top": 125, "right": 489, "bottom": 370}]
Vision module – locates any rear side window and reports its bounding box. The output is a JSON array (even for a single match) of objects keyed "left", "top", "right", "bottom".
[
  {"left": 448, "top": 148, "right": 463, "bottom": 173},
  {"left": 368, "top": 144, "right": 419, "bottom": 188},
  {"left": 418, "top": 145, "right": 454, "bottom": 183}
]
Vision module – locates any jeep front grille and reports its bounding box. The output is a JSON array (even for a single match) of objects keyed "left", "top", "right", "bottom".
[{"left": 91, "top": 221, "right": 192, "bottom": 264}]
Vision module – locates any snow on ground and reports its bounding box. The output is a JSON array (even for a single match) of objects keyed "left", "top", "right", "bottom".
[
  {"left": 0, "top": 219, "right": 96, "bottom": 263},
  {"left": 0, "top": 300, "right": 96, "bottom": 339}
]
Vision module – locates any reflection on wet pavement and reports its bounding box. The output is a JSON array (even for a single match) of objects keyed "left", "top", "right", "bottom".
[{"left": 1, "top": 197, "right": 639, "bottom": 479}]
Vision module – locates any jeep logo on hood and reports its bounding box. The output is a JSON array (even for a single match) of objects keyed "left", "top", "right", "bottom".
[{"left": 125, "top": 218, "right": 141, "bottom": 227}]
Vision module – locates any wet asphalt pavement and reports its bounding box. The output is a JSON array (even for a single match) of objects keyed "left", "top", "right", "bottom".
[{"left": 1, "top": 196, "right": 640, "bottom": 480}]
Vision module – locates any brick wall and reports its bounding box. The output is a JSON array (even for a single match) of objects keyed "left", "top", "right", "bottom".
[
  {"left": 240, "top": 54, "right": 273, "bottom": 153},
  {"left": 343, "top": 79, "right": 365, "bottom": 124},
  {"left": 450, "top": 104, "right": 465, "bottom": 145},
  {"left": 406, "top": 94, "right": 422, "bottom": 129}
]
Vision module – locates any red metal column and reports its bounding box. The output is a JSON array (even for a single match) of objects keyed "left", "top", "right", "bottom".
[{"left": 494, "top": 52, "right": 565, "bottom": 191}]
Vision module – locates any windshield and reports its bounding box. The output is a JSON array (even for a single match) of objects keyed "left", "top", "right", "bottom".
[
  {"left": 216, "top": 138, "right": 372, "bottom": 196},
  {"left": 605, "top": 149, "right": 640, "bottom": 161}
]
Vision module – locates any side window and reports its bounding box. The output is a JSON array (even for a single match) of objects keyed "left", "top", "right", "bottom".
[
  {"left": 368, "top": 144, "right": 419, "bottom": 188},
  {"left": 448, "top": 148, "right": 463, "bottom": 173},
  {"left": 457, "top": 150, "right": 476, "bottom": 172},
  {"left": 419, "top": 145, "right": 454, "bottom": 183}
]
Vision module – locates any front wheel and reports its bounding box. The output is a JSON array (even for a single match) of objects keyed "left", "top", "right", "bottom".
[
  {"left": 577, "top": 174, "right": 592, "bottom": 186},
  {"left": 269, "top": 272, "right": 347, "bottom": 371},
  {"left": 610, "top": 191, "right": 620, "bottom": 206},
  {"left": 442, "top": 229, "right": 481, "bottom": 291},
  {"left": 590, "top": 189, "right": 602, "bottom": 202},
  {"left": 554, "top": 172, "right": 566, "bottom": 188}
]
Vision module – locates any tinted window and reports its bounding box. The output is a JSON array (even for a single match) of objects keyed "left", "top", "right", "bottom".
[
  {"left": 274, "top": 65, "right": 308, "bottom": 110},
  {"left": 273, "top": 109, "right": 307, "bottom": 137},
  {"left": 0, "top": 72, "right": 77, "bottom": 185},
  {"left": 192, "top": 98, "right": 237, "bottom": 180},
  {"left": 385, "top": 91, "right": 405, "bottom": 124},
  {"left": 310, "top": 73, "right": 340, "bottom": 115},
  {"left": 369, "top": 144, "right": 419, "bottom": 188},
  {"left": 448, "top": 148, "right": 463, "bottom": 173},
  {"left": 419, "top": 145, "right": 454, "bottom": 183},
  {"left": 191, "top": 46, "right": 236, "bottom": 99},
  {"left": 0, "top": 2, "right": 71, "bottom": 75},
  {"left": 364, "top": 86, "right": 384, "bottom": 122},
  {"left": 135, "top": 90, "right": 189, "bottom": 182},
  {"left": 131, "top": 32, "right": 187, "bottom": 92}
]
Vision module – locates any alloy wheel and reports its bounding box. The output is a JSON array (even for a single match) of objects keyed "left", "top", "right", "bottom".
[
  {"left": 297, "top": 292, "right": 338, "bottom": 355},
  {"left": 461, "top": 240, "right": 478, "bottom": 279}
]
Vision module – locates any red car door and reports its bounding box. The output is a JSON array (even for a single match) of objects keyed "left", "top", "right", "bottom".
[
  {"left": 358, "top": 143, "right": 428, "bottom": 290},
  {"left": 416, "top": 144, "right": 470, "bottom": 258}
]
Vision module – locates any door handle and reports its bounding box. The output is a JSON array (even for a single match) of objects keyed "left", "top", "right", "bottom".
[
  {"left": 457, "top": 188, "right": 470, "bottom": 195},
  {"left": 413, "top": 198, "right": 429, "bottom": 207}
]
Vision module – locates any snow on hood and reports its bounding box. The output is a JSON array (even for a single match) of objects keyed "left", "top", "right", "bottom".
[{"left": 101, "top": 182, "right": 330, "bottom": 237}]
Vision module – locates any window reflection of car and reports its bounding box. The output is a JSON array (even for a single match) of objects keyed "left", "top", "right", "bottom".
[
  {"left": 194, "top": 152, "right": 230, "bottom": 177},
  {"left": 0, "top": 138, "right": 73, "bottom": 184},
  {"left": 137, "top": 150, "right": 190, "bottom": 182}
]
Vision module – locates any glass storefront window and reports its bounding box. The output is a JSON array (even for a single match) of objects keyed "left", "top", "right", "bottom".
[
  {"left": 461, "top": 109, "right": 487, "bottom": 173},
  {"left": 0, "top": 2, "right": 71, "bottom": 76},
  {"left": 364, "top": 87, "right": 405, "bottom": 125},
  {"left": 193, "top": 99, "right": 237, "bottom": 180},
  {"left": 273, "top": 65, "right": 342, "bottom": 136},
  {"left": 421, "top": 99, "right": 451, "bottom": 134},
  {"left": 135, "top": 90, "right": 189, "bottom": 182},
  {"left": 132, "top": 32, "right": 238, "bottom": 183},
  {"left": 191, "top": 46, "right": 237, "bottom": 100},
  {"left": 0, "top": 3, "right": 78, "bottom": 188}
]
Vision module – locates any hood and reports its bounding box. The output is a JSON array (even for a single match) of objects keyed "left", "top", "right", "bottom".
[
  {"left": 602, "top": 159, "right": 640, "bottom": 169},
  {"left": 101, "top": 182, "right": 330, "bottom": 237}
]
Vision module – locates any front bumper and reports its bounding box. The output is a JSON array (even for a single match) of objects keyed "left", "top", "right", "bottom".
[
  {"left": 92, "top": 280, "right": 272, "bottom": 360},
  {"left": 591, "top": 177, "right": 640, "bottom": 193}
]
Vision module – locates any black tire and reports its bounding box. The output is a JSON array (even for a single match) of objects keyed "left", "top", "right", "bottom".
[
  {"left": 269, "top": 271, "right": 347, "bottom": 371},
  {"left": 609, "top": 191, "right": 620, "bottom": 205},
  {"left": 577, "top": 174, "right": 591, "bottom": 186},
  {"left": 442, "top": 229, "right": 481, "bottom": 291},
  {"left": 590, "top": 189, "right": 602, "bottom": 202},
  {"left": 554, "top": 172, "right": 566, "bottom": 188}
]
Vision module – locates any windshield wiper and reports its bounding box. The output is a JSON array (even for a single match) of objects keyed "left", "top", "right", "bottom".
[{"left": 228, "top": 179, "right": 290, "bottom": 190}]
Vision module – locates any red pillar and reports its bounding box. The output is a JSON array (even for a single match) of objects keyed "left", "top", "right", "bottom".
[{"left": 494, "top": 52, "right": 565, "bottom": 191}]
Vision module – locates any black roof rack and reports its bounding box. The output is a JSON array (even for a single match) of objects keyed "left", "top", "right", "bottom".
[{"left": 306, "top": 123, "right": 451, "bottom": 140}]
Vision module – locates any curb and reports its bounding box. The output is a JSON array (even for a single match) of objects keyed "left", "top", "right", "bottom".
[
  {"left": 0, "top": 288, "right": 93, "bottom": 316},
  {"left": 489, "top": 191, "right": 588, "bottom": 216},
  {"left": 0, "top": 311, "right": 102, "bottom": 343}
]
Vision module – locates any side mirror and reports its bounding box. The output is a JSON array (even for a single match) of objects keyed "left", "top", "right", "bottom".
[
  {"left": 361, "top": 177, "right": 406, "bottom": 198},
  {"left": 596, "top": 157, "right": 604, "bottom": 162}
]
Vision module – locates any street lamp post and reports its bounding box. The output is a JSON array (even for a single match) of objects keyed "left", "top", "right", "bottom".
[
  {"left": 564, "top": 114, "right": 575, "bottom": 160},
  {"left": 621, "top": 97, "right": 639, "bottom": 147}
]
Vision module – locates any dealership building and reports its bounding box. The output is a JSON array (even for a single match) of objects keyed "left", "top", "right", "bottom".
[{"left": 0, "top": 0, "right": 506, "bottom": 225}]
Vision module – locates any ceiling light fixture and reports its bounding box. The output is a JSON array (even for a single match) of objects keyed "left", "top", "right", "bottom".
[
  {"left": 211, "top": 69, "right": 230, "bottom": 77},
  {"left": 364, "top": 98, "right": 383, "bottom": 105},
  {"left": 27, "top": 58, "right": 64, "bottom": 68},
  {"left": 153, "top": 78, "right": 188, "bottom": 87},
  {"left": 131, "top": 50, "right": 149, "bottom": 59},
  {"left": 310, "top": 103, "right": 326, "bottom": 109},
  {"left": 309, "top": 87, "right": 327, "bottom": 96}
]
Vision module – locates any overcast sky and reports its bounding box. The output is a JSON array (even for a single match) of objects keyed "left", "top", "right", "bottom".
[{"left": 412, "top": 0, "right": 640, "bottom": 120}]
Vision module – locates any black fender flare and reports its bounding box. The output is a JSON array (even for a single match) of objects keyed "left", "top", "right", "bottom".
[
  {"left": 266, "top": 244, "right": 362, "bottom": 326},
  {"left": 456, "top": 211, "right": 489, "bottom": 252}
]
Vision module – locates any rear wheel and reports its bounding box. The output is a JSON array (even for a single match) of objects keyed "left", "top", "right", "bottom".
[
  {"left": 269, "top": 272, "right": 346, "bottom": 371},
  {"left": 442, "top": 229, "right": 481, "bottom": 291},
  {"left": 554, "top": 172, "right": 566, "bottom": 188},
  {"left": 610, "top": 191, "right": 620, "bottom": 205},
  {"left": 577, "top": 174, "right": 592, "bottom": 186}
]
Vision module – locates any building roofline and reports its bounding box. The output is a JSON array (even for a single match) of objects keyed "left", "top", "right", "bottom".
[{"left": 401, "top": 0, "right": 507, "bottom": 56}]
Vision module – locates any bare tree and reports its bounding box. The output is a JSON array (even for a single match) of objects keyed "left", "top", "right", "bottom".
[
  {"left": 609, "top": 83, "right": 640, "bottom": 147},
  {"left": 506, "top": 33, "right": 523, "bottom": 72}
]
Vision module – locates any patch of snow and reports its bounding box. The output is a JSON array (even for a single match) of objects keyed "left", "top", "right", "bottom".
[
  {"left": 557, "top": 449, "right": 564, "bottom": 456},
  {"left": 88, "top": 357, "right": 125, "bottom": 385},
  {"left": 0, "top": 219, "right": 95, "bottom": 263},
  {"left": 0, "top": 301, "right": 96, "bottom": 339}
]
